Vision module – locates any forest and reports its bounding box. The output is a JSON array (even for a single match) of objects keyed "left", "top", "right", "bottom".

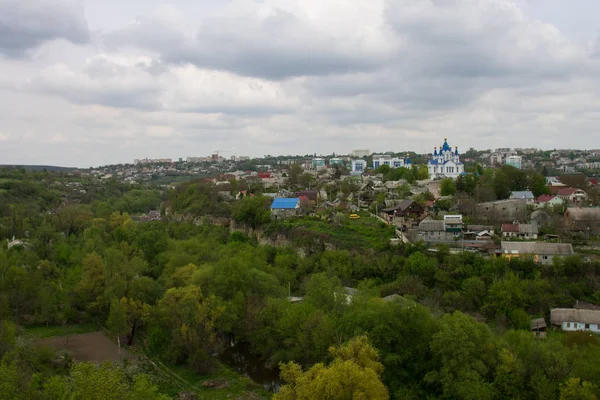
[{"left": 2, "top": 168, "right": 600, "bottom": 399}]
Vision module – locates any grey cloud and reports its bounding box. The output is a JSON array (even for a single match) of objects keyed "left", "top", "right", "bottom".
[
  {"left": 104, "top": 8, "right": 391, "bottom": 80},
  {"left": 0, "top": 0, "right": 90, "bottom": 57}
]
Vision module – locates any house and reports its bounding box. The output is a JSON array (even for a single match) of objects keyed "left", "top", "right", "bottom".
[
  {"left": 551, "top": 308, "right": 600, "bottom": 333},
  {"left": 476, "top": 199, "right": 528, "bottom": 223},
  {"left": 296, "top": 190, "right": 319, "bottom": 206},
  {"left": 531, "top": 318, "right": 547, "bottom": 338},
  {"left": 501, "top": 224, "right": 539, "bottom": 240},
  {"left": 500, "top": 241, "right": 574, "bottom": 265},
  {"left": 555, "top": 187, "right": 588, "bottom": 205},
  {"left": 270, "top": 198, "right": 301, "bottom": 219},
  {"left": 509, "top": 191, "right": 535, "bottom": 203},
  {"left": 417, "top": 215, "right": 463, "bottom": 242},
  {"left": 463, "top": 225, "right": 494, "bottom": 241},
  {"left": 563, "top": 207, "right": 600, "bottom": 234},
  {"left": 381, "top": 200, "right": 424, "bottom": 224},
  {"left": 535, "top": 194, "right": 564, "bottom": 208}
]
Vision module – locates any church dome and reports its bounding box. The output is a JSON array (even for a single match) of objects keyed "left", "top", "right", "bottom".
[{"left": 441, "top": 138, "right": 451, "bottom": 152}]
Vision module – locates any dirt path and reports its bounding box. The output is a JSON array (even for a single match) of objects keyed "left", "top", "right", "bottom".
[{"left": 35, "top": 332, "right": 135, "bottom": 362}]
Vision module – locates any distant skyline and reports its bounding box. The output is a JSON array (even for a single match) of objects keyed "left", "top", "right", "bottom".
[{"left": 1, "top": 0, "right": 600, "bottom": 167}]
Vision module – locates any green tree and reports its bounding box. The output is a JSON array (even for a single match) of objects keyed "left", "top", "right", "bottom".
[
  {"left": 233, "top": 196, "right": 271, "bottom": 229},
  {"left": 428, "top": 312, "right": 496, "bottom": 400},
  {"left": 560, "top": 378, "right": 598, "bottom": 400},
  {"left": 440, "top": 178, "right": 457, "bottom": 196},
  {"left": 530, "top": 172, "right": 550, "bottom": 197},
  {"left": 275, "top": 336, "right": 389, "bottom": 400}
]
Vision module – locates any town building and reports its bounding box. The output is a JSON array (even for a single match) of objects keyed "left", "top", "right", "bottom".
[
  {"left": 505, "top": 155, "right": 523, "bottom": 169},
  {"left": 351, "top": 160, "right": 367, "bottom": 175},
  {"left": 428, "top": 138, "right": 464, "bottom": 179},
  {"left": 500, "top": 242, "right": 574, "bottom": 265},
  {"left": 312, "top": 158, "right": 326, "bottom": 170},
  {"left": 372, "top": 154, "right": 412, "bottom": 169},
  {"left": 476, "top": 199, "right": 528, "bottom": 223},
  {"left": 329, "top": 158, "right": 343, "bottom": 166}
]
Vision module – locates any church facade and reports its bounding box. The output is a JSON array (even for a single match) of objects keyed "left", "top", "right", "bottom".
[{"left": 428, "top": 138, "right": 464, "bottom": 179}]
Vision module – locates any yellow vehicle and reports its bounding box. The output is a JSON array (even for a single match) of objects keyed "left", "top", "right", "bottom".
[{"left": 349, "top": 214, "right": 361, "bottom": 219}]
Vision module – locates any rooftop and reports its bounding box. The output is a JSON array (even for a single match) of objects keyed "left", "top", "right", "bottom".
[
  {"left": 271, "top": 198, "right": 300, "bottom": 209},
  {"left": 501, "top": 241, "right": 574, "bottom": 256}
]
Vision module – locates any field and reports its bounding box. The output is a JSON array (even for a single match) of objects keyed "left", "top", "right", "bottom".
[{"left": 35, "top": 332, "right": 134, "bottom": 363}]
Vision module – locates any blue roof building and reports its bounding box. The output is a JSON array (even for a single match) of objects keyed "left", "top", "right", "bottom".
[
  {"left": 428, "top": 137, "right": 464, "bottom": 180},
  {"left": 271, "top": 198, "right": 300, "bottom": 209},
  {"left": 271, "top": 198, "right": 301, "bottom": 219}
]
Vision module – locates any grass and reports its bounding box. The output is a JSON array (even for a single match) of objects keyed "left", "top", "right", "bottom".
[
  {"left": 24, "top": 323, "right": 99, "bottom": 339},
  {"left": 275, "top": 212, "right": 396, "bottom": 251},
  {"left": 153, "top": 361, "right": 270, "bottom": 400}
]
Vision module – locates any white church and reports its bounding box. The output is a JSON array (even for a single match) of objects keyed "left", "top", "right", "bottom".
[{"left": 428, "top": 138, "right": 465, "bottom": 179}]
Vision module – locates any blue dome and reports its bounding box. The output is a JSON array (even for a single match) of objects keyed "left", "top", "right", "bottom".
[
  {"left": 455, "top": 147, "right": 459, "bottom": 155},
  {"left": 433, "top": 147, "right": 438, "bottom": 156},
  {"left": 442, "top": 138, "right": 451, "bottom": 152}
]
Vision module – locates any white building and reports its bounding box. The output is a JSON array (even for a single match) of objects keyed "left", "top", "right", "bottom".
[
  {"left": 505, "top": 155, "right": 523, "bottom": 169},
  {"left": 427, "top": 138, "right": 464, "bottom": 179},
  {"left": 351, "top": 160, "right": 367, "bottom": 175},
  {"left": 372, "top": 154, "right": 412, "bottom": 170},
  {"left": 352, "top": 149, "right": 371, "bottom": 158}
]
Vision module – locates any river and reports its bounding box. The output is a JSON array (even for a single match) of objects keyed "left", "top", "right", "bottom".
[{"left": 219, "top": 338, "right": 283, "bottom": 392}]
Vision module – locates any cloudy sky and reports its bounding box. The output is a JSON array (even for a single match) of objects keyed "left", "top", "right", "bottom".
[{"left": 0, "top": 0, "right": 599, "bottom": 167}]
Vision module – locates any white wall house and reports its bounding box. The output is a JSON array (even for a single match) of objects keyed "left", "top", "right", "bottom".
[
  {"left": 551, "top": 308, "right": 600, "bottom": 334},
  {"left": 428, "top": 138, "right": 464, "bottom": 179}
]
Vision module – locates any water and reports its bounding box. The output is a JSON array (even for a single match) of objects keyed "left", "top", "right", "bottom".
[{"left": 219, "top": 338, "right": 283, "bottom": 392}]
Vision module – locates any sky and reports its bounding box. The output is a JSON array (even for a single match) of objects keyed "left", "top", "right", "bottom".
[{"left": 0, "top": 0, "right": 599, "bottom": 167}]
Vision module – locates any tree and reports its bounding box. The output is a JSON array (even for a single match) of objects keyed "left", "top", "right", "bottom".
[
  {"left": 428, "top": 312, "right": 496, "bottom": 400},
  {"left": 154, "top": 286, "right": 223, "bottom": 372},
  {"left": 530, "top": 173, "right": 550, "bottom": 197},
  {"left": 233, "top": 196, "right": 271, "bottom": 229},
  {"left": 376, "top": 164, "right": 391, "bottom": 176},
  {"left": 440, "top": 178, "right": 457, "bottom": 196},
  {"left": 275, "top": 336, "right": 389, "bottom": 400},
  {"left": 560, "top": 378, "right": 598, "bottom": 400},
  {"left": 132, "top": 222, "right": 168, "bottom": 267},
  {"left": 106, "top": 298, "right": 128, "bottom": 352},
  {"left": 287, "top": 164, "right": 303, "bottom": 187}
]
